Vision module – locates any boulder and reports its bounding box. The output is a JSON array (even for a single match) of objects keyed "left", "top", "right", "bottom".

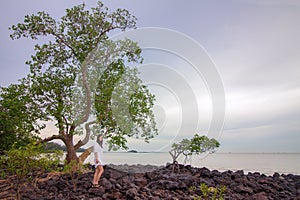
[
  {"left": 126, "top": 187, "right": 139, "bottom": 198},
  {"left": 100, "top": 177, "right": 112, "bottom": 190}
]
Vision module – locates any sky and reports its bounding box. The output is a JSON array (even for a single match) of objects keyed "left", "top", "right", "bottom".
[{"left": 1, "top": 0, "right": 300, "bottom": 153}]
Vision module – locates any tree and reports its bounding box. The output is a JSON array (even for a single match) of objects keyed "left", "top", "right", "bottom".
[
  {"left": 9, "top": 2, "right": 157, "bottom": 163},
  {"left": 169, "top": 138, "right": 191, "bottom": 165},
  {"left": 0, "top": 82, "right": 44, "bottom": 153},
  {"left": 169, "top": 134, "right": 220, "bottom": 167}
]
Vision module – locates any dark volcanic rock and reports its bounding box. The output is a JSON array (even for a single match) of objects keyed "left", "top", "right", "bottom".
[
  {"left": 101, "top": 177, "right": 113, "bottom": 190},
  {"left": 1, "top": 164, "right": 300, "bottom": 200},
  {"left": 234, "top": 184, "right": 253, "bottom": 194},
  {"left": 126, "top": 187, "right": 139, "bottom": 198},
  {"left": 248, "top": 192, "right": 269, "bottom": 200}
]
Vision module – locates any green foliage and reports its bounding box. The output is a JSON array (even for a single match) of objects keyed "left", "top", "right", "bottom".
[
  {"left": 0, "top": 143, "right": 62, "bottom": 179},
  {"left": 190, "top": 134, "right": 220, "bottom": 155},
  {"left": 200, "top": 183, "right": 209, "bottom": 199},
  {"left": 189, "top": 183, "right": 226, "bottom": 200},
  {"left": 169, "top": 134, "right": 220, "bottom": 164},
  {"left": 169, "top": 138, "right": 191, "bottom": 164},
  {"left": 9, "top": 1, "right": 157, "bottom": 162},
  {"left": 94, "top": 60, "right": 157, "bottom": 150},
  {"left": 0, "top": 143, "right": 62, "bottom": 199},
  {"left": 0, "top": 83, "right": 44, "bottom": 153}
]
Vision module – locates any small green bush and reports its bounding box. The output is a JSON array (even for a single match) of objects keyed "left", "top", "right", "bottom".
[
  {"left": 189, "top": 183, "right": 226, "bottom": 200},
  {"left": 0, "top": 142, "right": 62, "bottom": 200}
]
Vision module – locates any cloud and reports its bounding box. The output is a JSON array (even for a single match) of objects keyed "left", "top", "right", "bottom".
[
  {"left": 220, "top": 121, "right": 300, "bottom": 153},
  {"left": 1, "top": 0, "right": 299, "bottom": 153}
]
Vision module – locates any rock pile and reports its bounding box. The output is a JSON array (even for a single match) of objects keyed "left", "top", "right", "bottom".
[{"left": 1, "top": 164, "right": 299, "bottom": 199}]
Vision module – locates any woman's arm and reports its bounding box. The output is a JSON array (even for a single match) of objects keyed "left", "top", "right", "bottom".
[{"left": 94, "top": 152, "right": 99, "bottom": 163}]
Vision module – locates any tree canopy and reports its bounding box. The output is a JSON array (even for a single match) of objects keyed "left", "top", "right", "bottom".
[
  {"left": 7, "top": 1, "right": 157, "bottom": 162},
  {"left": 169, "top": 134, "right": 220, "bottom": 165},
  {"left": 0, "top": 82, "right": 42, "bottom": 153}
]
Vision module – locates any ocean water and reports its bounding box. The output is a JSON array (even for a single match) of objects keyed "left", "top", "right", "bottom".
[{"left": 82, "top": 152, "right": 300, "bottom": 176}]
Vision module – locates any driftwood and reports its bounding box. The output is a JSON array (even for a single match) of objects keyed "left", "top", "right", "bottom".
[{"left": 78, "top": 146, "right": 93, "bottom": 164}]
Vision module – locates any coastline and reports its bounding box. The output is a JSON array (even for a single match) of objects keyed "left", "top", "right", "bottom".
[
  {"left": 1, "top": 163, "right": 299, "bottom": 199},
  {"left": 82, "top": 152, "right": 300, "bottom": 176}
]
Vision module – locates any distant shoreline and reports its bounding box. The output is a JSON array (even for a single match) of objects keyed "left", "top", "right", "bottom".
[{"left": 81, "top": 152, "right": 300, "bottom": 175}]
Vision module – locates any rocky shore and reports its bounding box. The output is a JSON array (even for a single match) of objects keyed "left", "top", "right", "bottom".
[{"left": 1, "top": 164, "right": 299, "bottom": 199}]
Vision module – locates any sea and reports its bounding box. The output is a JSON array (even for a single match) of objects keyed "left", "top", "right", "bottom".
[{"left": 82, "top": 152, "right": 300, "bottom": 176}]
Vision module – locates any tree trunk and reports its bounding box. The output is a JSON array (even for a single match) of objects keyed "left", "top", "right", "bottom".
[
  {"left": 64, "top": 136, "right": 79, "bottom": 163},
  {"left": 172, "top": 161, "right": 180, "bottom": 173},
  {"left": 78, "top": 146, "right": 93, "bottom": 164}
]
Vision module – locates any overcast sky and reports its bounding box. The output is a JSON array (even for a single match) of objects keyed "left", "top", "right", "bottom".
[{"left": 1, "top": 0, "right": 300, "bottom": 153}]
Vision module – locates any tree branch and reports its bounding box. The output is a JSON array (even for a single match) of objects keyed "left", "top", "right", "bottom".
[
  {"left": 51, "top": 32, "right": 78, "bottom": 58},
  {"left": 74, "top": 26, "right": 124, "bottom": 127},
  {"left": 63, "top": 115, "right": 70, "bottom": 135},
  {"left": 75, "top": 64, "right": 92, "bottom": 127},
  {"left": 74, "top": 120, "right": 96, "bottom": 150},
  {"left": 37, "top": 134, "right": 63, "bottom": 144}
]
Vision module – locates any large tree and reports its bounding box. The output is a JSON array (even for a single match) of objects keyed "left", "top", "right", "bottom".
[{"left": 9, "top": 2, "right": 157, "bottom": 162}]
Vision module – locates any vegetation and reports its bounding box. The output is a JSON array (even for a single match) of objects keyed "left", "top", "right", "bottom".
[
  {"left": 0, "top": 143, "right": 62, "bottom": 200},
  {"left": 93, "top": 59, "right": 157, "bottom": 151},
  {"left": 169, "top": 134, "right": 220, "bottom": 171},
  {"left": 189, "top": 183, "right": 226, "bottom": 200},
  {"left": 0, "top": 83, "right": 43, "bottom": 153},
  {"left": 7, "top": 1, "right": 157, "bottom": 163},
  {"left": 63, "top": 160, "right": 85, "bottom": 191}
]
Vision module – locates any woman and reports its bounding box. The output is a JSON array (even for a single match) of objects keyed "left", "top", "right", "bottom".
[{"left": 92, "top": 134, "right": 105, "bottom": 187}]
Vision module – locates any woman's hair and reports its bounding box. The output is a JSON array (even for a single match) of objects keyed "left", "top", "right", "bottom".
[{"left": 96, "top": 134, "right": 103, "bottom": 148}]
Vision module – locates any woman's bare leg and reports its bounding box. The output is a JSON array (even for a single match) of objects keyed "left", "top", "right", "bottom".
[
  {"left": 93, "top": 167, "right": 100, "bottom": 185},
  {"left": 95, "top": 165, "right": 104, "bottom": 184}
]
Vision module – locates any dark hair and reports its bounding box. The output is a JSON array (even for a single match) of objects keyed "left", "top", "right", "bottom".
[{"left": 97, "top": 134, "right": 103, "bottom": 148}]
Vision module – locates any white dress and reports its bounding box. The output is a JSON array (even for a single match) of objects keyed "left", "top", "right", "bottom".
[{"left": 93, "top": 142, "right": 105, "bottom": 167}]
